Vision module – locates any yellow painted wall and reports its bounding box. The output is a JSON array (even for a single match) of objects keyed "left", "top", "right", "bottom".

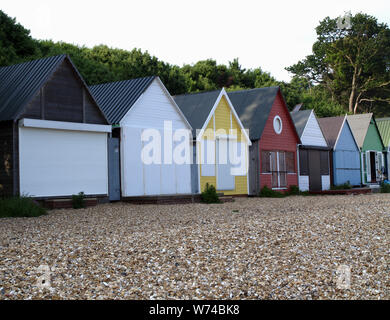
[{"left": 199, "top": 96, "right": 248, "bottom": 195}]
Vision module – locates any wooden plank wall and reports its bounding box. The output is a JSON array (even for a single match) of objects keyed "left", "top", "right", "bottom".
[
  {"left": 20, "top": 59, "right": 106, "bottom": 125},
  {"left": 0, "top": 121, "right": 14, "bottom": 197}
]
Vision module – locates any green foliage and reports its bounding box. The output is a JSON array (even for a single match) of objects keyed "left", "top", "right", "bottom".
[
  {"left": 2, "top": 9, "right": 390, "bottom": 117},
  {"left": 287, "top": 13, "right": 390, "bottom": 115},
  {"left": 0, "top": 196, "right": 46, "bottom": 218},
  {"left": 201, "top": 183, "right": 220, "bottom": 204},
  {"left": 0, "top": 10, "right": 37, "bottom": 66},
  {"left": 259, "top": 186, "right": 286, "bottom": 198},
  {"left": 331, "top": 182, "right": 352, "bottom": 190},
  {"left": 72, "top": 192, "right": 86, "bottom": 209},
  {"left": 380, "top": 182, "right": 390, "bottom": 193},
  {"left": 288, "top": 185, "right": 300, "bottom": 195}
]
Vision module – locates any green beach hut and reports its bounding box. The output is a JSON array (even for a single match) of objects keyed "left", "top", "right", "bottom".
[{"left": 347, "top": 114, "right": 385, "bottom": 185}]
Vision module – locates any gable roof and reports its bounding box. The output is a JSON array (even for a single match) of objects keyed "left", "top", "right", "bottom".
[
  {"left": 173, "top": 90, "right": 221, "bottom": 131},
  {"left": 318, "top": 115, "right": 347, "bottom": 148},
  {"left": 346, "top": 113, "right": 384, "bottom": 149},
  {"left": 376, "top": 117, "right": 390, "bottom": 147},
  {"left": 174, "top": 88, "right": 251, "bottom": 144},
  {"left": 0, "top": 54, "right": 108, "bottom": 124},
  {"left": 0, "top": 55, "right": 66, "bottom": 122},
  {"left": 290, "top": 109, "right": 312, "bottom": 138},
  {"left": 90, "top": 76, "right": 156, "bottom": 124},
  {"left": 226, "top": 87, "right": 280, "bottom": 140}
]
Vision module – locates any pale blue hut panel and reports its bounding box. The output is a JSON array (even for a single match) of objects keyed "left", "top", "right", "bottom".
[{"left": 333, "top": 121, "right": 361, "bottom": 186}]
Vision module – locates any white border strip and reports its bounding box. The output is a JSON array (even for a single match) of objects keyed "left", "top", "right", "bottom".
[{"left": 19, "top": 118, "right": 112, "bottom": 133}]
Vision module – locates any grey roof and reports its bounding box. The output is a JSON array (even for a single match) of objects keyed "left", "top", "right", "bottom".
[
  {"left": 0, "top": 55, "right": 66, "bottom": 122},
  {"left": 346, "top": 113, "right": 373, "bottom": 148},
  {"left": 227, "top": 87, "right": 285, "bottom": 140},
  {"left": 173, "top": 90, "right": 221, "bottom": 132},
  {"left": 318, "top": 116, "right": 346, "bottom": 148},
  {"left": 290, "top": 109, "right": 312, "bottom": 138},
  {"left": 90, "top": 76, "right": 156, "bottom": 124}
]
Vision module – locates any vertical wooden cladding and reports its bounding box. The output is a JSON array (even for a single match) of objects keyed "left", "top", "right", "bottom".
[
  {"left": 258, "top": 92, "right": 299, "bottom": 189},
  {"left": 20, "top": 59, "right": 106, "bottom": 125},
  {"left": 0, "top": 121, "right": 14, "bottom": 197}
]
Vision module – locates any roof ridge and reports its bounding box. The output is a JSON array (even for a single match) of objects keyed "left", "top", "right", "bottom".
[
  {"left": 227, "top": 86, "right": 280, "bottom": 94},
  {"left": 0, "top": 54, "right": 66, "bottom": 71},
  {"left": 91, "top": 75, "right": 156, "bottom": 88},
  {"left": 173, "top": 89, "right": 221, "bottom": 98}
]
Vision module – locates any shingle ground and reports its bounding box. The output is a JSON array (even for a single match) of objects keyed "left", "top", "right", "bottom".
[{"left": 0, "top": 194, "right": 389, "bottom": 300}]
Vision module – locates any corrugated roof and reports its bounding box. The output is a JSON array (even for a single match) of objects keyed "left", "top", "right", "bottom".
[
  {"left": 346, "top": 113, "right": 373, "bottom": 148},
  {"left": 90, "top": 76, "right": 156, "bottom": 124},
  {"left": 376, "top": 118, "right": 390, "bottom": 147},
  {"left": 0, "top": 55, "right": 66, "bottom": 121},
  {"left": 290, "top": 109, "right": 312, "bottom": 138},
  {"left": 226, "top": 87, "right": 280, "bottom": 140},
  {"left": 173, "top": 90, "right": 221, "bottom": 132},
  {"left": 318, "top": 116, "right": 345, "bottom": 148}
]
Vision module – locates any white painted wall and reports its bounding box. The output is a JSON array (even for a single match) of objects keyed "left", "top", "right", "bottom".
[
  {"left": 120, "top": 79, "right": 192, "bottom": 196},
  {"left": 19, "top": 126, "right": 108, "bottom": 197},
  {"left": 321, "top": 175, "right": 330, "bottom": 190},
  {"left": 299, "top": 176, "right": 309, "bottom": 191},
  {"left": 299, "top": 174, "right": 330, "bottom": 191},
  {"left": 301, "top": 112, "right": 328, "bottom": 147}
]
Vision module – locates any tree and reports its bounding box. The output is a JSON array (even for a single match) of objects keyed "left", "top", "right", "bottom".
[
  {"left": 0, "top": 10, "right": 37, "bottom": 66},
  {"left": 287, "top": 13, "right": 390, "bottom": 114}
]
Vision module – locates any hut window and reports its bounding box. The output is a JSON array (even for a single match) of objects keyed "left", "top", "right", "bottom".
[
  {"left": 261, "top": 151, "right": 271, "bottom": 173},
  {"left": 320, "top": 151, "right": 329, "bottom": 175},
  {"left": 273, "top": 116, "right": 283, "bottom": 134},
  {"left": 299, "top": 149, "right": 309, "bottom": 175},
  {"left": 285, "top": 152, "right": 295, "bottom": 173}
]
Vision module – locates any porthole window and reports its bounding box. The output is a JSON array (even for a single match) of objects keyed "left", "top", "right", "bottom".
[{"left": 273, "top": 116, "right": 282, "bottom": 134}]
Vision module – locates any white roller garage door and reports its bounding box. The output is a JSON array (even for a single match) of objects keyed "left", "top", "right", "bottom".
[{"left": 19, "top": 123, "right": 109, "bottom": 197}]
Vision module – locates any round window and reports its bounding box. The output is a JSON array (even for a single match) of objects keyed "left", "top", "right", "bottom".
[{"left": 273, "top": 116, "right": 282, "bottom": 134}]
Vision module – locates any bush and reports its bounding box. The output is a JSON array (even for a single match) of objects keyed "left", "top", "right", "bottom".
[
  {"left": 201, "top": 183, "right": 220, "bottom": 203},
  {"left": 0, "top": 196, "right": 47, "bottom": 218},
  {"left": 288, "top": 185, "right": 300, "bottom": 195},
  {"left": 331, "top": 182, "right": 352, "bottom": 190},
  {"left": 380, "top": 182, "right": 390, "bottom": 193},
  {"left": 259, "top": 186, "right": 286, "bottom": 198},
  {"left": 72, "top": 192, "right": 86, "bottom": 209}
]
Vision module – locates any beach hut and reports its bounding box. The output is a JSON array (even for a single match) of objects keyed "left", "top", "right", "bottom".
[
  {"left": 290, "top": 109, "right": 331, "bottom": 191},
  {"left": 227, "top": 87, "right": 300, "bottom": 195},
  {"left": 0, "top": 55, "right": 111, "bottom": 198},
  {"left": 347, "top": 114, "right": 385, "bottom": 185},
  {"left": 174, "top": 89, "right": 252, "bottom": 196},
  {"left": 375, "top": 118, "right": 390, "bottom": 178},
  {"left": 90, "top": 77, "right": 193, "bottom": 199},
  {"left": 318, "top": 115, "right": 361, "bottom": 186}
]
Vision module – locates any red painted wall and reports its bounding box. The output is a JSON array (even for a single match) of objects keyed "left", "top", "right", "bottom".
[{"left": 259, "top": 91, "right": 299, "bottom": 190}]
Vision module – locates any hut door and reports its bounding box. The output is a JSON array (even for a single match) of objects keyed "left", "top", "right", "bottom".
[
  {"left": 366, "top": 151, "right": 371, "bottom": 182},
  {"left": 108, "top": 137, "right": 121, "bottom": 201},
  {"left": 216, "top": 138, "right": 235, "bottom": 190},
  {"left": 370, "top": 152, "right": 376, "bottom": 182},
  {"left": 308, "top": 150, "right": 322, "bottom": 191}
]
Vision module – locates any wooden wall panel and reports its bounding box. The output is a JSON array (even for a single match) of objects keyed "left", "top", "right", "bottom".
[{"left": 0, "top": 121, "right": 14, "bottom": 197}]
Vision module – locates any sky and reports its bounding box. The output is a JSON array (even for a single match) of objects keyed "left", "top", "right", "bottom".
[{"left": 2, "top": 0, "right": 390, "bottom": 82}]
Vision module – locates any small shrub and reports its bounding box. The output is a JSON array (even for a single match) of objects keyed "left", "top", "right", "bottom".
[
  {"left": 380, "top": 182, "right": 390, "bottom": 193},
  {"left": 72, "top": 192, "right": 86, "bottom": 209},
  {"left": 0, "top": 196, "right": 47, "bottom": 218},
  {"left": 201, "top": 183, "right": 220, "bottom": 203},
  {"left": 259, "top": 186, "right": 286, "bottom": 198},
  {"left": 331, "top": 181, "right": 352, "bottom": 190},
  {"left": 288, "top": 185, "right": 300, "bottom": 195}
]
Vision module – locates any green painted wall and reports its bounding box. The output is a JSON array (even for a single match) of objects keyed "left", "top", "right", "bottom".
[{"left": 362, "top": 121, "right": 384, "bottom": 152}]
